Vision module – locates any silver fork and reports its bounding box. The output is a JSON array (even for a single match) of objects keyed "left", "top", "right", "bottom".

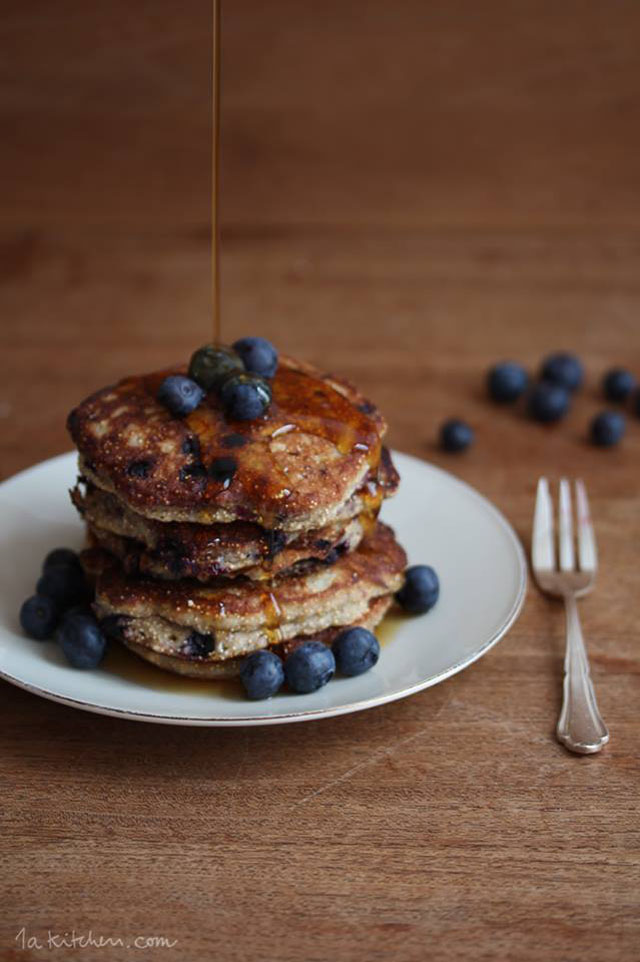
[{"left": 531, "top": 478, "right": 609, "bottom": 755}]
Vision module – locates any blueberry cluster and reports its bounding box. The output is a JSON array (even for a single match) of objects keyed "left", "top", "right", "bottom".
[
  {"left": 240, "top": 629, "right": 378, "bottom": 700},
  {"left": 19, "top": 548, "right": 107, "bottom": 669},
  {"left": 440, "top": 353, "right": 636, "bottom": 452},
  {"left": 157, "top": 336, "right": 279, "bottom": 422},
  {"left": 239, "top": 565, "right": 440, "bottom": 700},
  {"left": 488, "top": 353, "right": 636, "bottom": 447}
]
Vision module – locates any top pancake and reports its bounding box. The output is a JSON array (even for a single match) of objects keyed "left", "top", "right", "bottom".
[{"left": 68, "top": 355, "right": 386, "bottom": 532}]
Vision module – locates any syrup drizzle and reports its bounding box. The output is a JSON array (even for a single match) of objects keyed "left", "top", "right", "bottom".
[{"left": 212, "top": 0, "right": 221, "bottom": 344}]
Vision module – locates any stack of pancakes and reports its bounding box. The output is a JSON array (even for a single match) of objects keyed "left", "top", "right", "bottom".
[{"left": 67, "top": 355, "right": 406, "bottom": 678}]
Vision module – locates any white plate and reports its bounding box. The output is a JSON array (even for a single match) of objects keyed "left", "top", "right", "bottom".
[{"left": 0, "top": 451, "right": 526, "bottom": 726}]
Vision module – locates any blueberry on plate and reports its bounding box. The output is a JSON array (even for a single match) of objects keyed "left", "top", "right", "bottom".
[
  {"left": 20, "top": 594, "right": 59, "bottom": 640},
  {"left": 487, "top": 362, "right": 528, "bottom": 403},
  {"left": 36, "top": 562, "right": 87, "bottom": 608},
  {"left": 396, "top": 565, "right": 440, "bottom": 615},
  {"left": 43, "top": 547, "right": 80, "bottom": 571},
  {"left": 284, "top": 641, "right": 335, "bottom": 694},
  {"left": 540, "top": 352, "right": 584, "bottom": 392},
  {"left": 188, "top": 344, "right": 244, "bottom": 391},
  {"left": 527, "top": 382, "right": 570, "bottom": 423},
  {"left": 440, "top": 419, "right": 474, "bottom": 452},
  {"left": 157, "top": 375, "right": 204, "bottom": 417},
  {"left": 56, "top": 612, "right": 107, "bottom": 669},
  {"left": 603, "top": 368, "right": 636, "bottom": 403},
  {"left": 232, "top": 337, "right": 279, "bottom": 379},
  {"left": 590, "top": 410, "right": 625, "bottom": 447},
  {"left": 332, "top": 627, "right": 380, "bottom": 677},
  {"left": 240, "top": 650, "right": 285, "bottom": 700},
  {"left": 220, "top": 372, "right": 272, "bottom": 421}
]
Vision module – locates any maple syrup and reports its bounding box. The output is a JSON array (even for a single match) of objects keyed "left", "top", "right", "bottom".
[
  {"left": 375, "top": 611, "right": 407, "bottom": 647},
  {"left": 212, "top": 0, "right": 222, "bottom": 344}
]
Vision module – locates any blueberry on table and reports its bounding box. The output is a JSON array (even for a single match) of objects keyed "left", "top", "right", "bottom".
[
  {"left": 332, "top": 627, "right": 380, "bottom": 677},
  {"left": 36, "top": 562, "right": 87, "bottom": 608},
  {"left": 540, "top": 352, "right": 584, "bottom": 392},
  {"left": 590, "top": 411, "right": 625, "bottom": 447},
  {"left": 240, "top": 650, "right": 285, "bottom": 700},
  {"left": 20, "top": 594, "right": 59, "bottom": 640},
  {"left": 220, "top": 373, "right": 272, "bottom": 421},
  {"left": 603, "top": 368, "right": 636, "bottom": 403},
  {"left": 487, "top": 362, "right": 528, "bottom": 403},
  {"left": 527, "top": 382, "right": 570, "bottom": 423},
  {"left": 396, "top": 565, "right": 440, "bottom": 615},
  {"left": 232, "top": 337, "right": 279, "bottom": 379},
  {"left": 440, "top": 419, "right": 474, "bottom": 452},
  {"left": 284, "top": 641, "right": 335, "bottom": 694},
  {"left": 188, "top": 344, "right": 244, "bottom": 391},
  {"left": 43, "top": 547, "right": 80, "bottom": 572},
  {"left": 157, "top": 375, "right": 204, "bottom": 417},
  {"left": 56, "top": 613, "right": 107, "bottom": 669}
]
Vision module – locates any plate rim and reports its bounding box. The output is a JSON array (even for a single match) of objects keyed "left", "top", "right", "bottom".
[{"left": 0, "top": 450, "right": 527, "bottom": 726}]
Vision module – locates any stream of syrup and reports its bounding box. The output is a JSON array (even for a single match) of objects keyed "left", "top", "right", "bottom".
[{"left": 212, "top": 0, "right": 222, "bottom": 344}]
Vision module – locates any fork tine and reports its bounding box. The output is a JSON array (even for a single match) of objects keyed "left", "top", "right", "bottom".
[
  {"left": 575, "top": 479, "right": 598, "bottom": 573},
  {"left": 532, "top": 477, "right": 555, "bottom": 570},
  {"left": 558, "top": 478, "right": 575, "bottom": 571}
]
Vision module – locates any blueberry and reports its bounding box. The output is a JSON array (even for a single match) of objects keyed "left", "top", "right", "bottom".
[
  {"left": 20, "top": 594, "right": 59, "bottom": 640},
  {"left": 157, "top": 375, "right": 204, "bottom": 417},
  {"left": 36, "top": 563, "right": 87, "bottom": 608},
  {"left": 284, "top": 641, "right": 335, "bottom": 694},
  {"left": 221, "top": 433, "right": 247, "bottom": 449},
  {"left": 182, "top": 631, "right": 215, "bottom": 659},
  {"left": 181, "top": 435, "right": 202, "bottom": 457},
  {"left": 527, "top": 382, "right": 570, "bottom": 422},
  {"left": 127, "top": 459, "right": 153, "bottom": 479},
  {"left": 232, "top": 337, "right": 279, "bottom": 379},
  {"left": 590, "top": 411, "right": 625, "bottom": 447},
  {"left": 487, "top": 362, "right": 528, "bottom": 403},
  {"left": 188, "top": 344, "right": 244, "bottom": 391},
  {"left": 240, "top": 650, "right": 285, "bottom": 700},
  {"left": 440, "top": 419, "right": 474, "bottom": 452},
  {"left": 396, "top": 565, "right": 440, "bottom": 615},
  {"left": 209, "top": 457, "right": 237, "bottom": 488},
  {"left": 56, "top": 613, "right": 106, "bottom": 669},
  {"left": 540, "top": 352, "right": 584, "bottom": 392},
  {"left": 179, "top": 461, "right": 208, "bottom": 482},
  {"left": 332, "top": 627, "right": 380, "bottom": 677},
  {"left": 43, "top": 547, "right": 80, "bottom": 571},
  {"left": 220, "top": 373, "right": 272, "bottom": 421},
  {"left": 603, "top": 368, "right": 636, "bottom": 403}
]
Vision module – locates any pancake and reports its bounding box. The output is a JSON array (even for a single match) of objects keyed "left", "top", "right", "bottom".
[
  {"left": 89, "top": 522, "right": 406, "bottom": 675},
  {"left": 119, "top": 596, "right": 394, "bottom": 679},
  {"left": 71, "top": 448, "right": 398, "bottom": 582},
  {"left": 67, "top": 355, "right": 388, "bottom": 532}
]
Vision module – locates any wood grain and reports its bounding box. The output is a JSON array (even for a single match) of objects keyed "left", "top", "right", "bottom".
[{"left": 1, "top": 2, "right": 639, "bottom": 961}]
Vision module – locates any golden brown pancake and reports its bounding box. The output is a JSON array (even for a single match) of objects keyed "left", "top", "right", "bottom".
[
  {"left": 88, "top": 522, "right": 406, "bottom": 676},
  {"left": 68, "top": 355, "right": 387, "bottom": 531},
  {"left": 71, "top": 448, "right": 398, "bottom": 581},
  {"left": 119, "top": 596, "right": 394, "bottom": 679}
]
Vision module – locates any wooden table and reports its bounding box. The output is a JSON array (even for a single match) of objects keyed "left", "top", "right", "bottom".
[{"left": 2, "top": 3, "right": 639, "bottom": 960}]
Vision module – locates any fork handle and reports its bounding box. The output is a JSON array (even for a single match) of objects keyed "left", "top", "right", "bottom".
[{"left": 557, "top": 594, "right": 609, "bottom": 754}]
